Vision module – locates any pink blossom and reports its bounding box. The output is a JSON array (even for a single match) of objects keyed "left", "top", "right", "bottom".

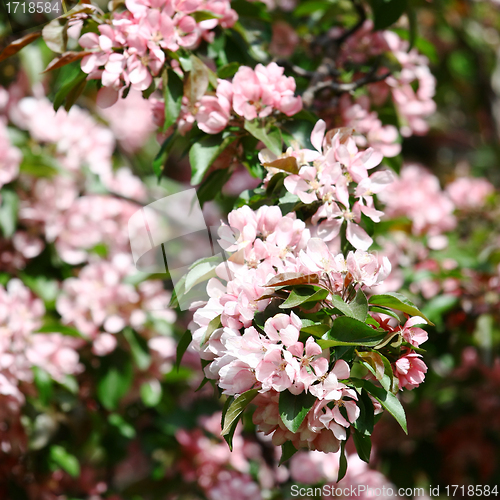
[
  {"left": 288, "top": 337, "right": 329, "bottom": 393},
  {"left": 339, "top": 94, "right": 401, "bottom": 158},
  {"left": 446, "top": 177, "right": 495, "bottom": 210},
  {"left": 379, "top": 164, "right": 456, "bottom": 236},
  {"left": 0, "top": 280, "right": 82, "bottom": 412},
  {"left": 11, "top": 96, "right": 115, "bottom": 180},
  {"left": 263, "top": 312, "right": 302, "bottom": 346},
  {"left": 196, "top": 85, "right": 232, "bottom": 134},
  {"left": 399, "top": 316, "right": 428, "bottom": 347},
  {"left": 231, "top": 63, "right": 302, "bottom": 120},
  {"left": 346, "top": 250, "right": 391, "bottom": 287},
  {"left": 255, "top": 347, "right": 297, "bottom": 392},
  {"left": 100, "top": 90, "right": 156, "bottom": 151},
  {"left": 309, "top": 360, "right": 350, "bottom": 400},
  {"left": 394, "top": 351, "right": 427, "bottom": 390},
  {"left": 56, "top": 253, "right": 175, "bottom": 340}
]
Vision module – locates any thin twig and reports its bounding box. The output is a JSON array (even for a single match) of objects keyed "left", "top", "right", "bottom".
[{"left": 275, "top": 59, "right": 316, "bottom": 79}]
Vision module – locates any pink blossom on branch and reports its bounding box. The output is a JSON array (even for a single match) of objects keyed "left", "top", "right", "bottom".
[{"left": 196, "top": 63, "right": 303, "bottom": 133}]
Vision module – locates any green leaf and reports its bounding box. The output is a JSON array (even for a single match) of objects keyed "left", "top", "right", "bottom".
[
  {"left": 176, "top": 329, "right": 192, "bottom": 370},
  {"left": 279, "top": 390, "right": 316, "bottom": 433},
  {"left": 97, "top": 357, "right": 133, "bottom": 411},
  {"left": 0, "top": 190, "right": 19, "bottom": 238},
  {"left": 140, "top": 380, "right": 163, "bottom": 407},
  {"left": 318, "top": 317, "right": 386, "bottom": 348},
  {"left": 221, "top": 389, "right": 258, "bottom": 450},
  {"left": 353, "top": 429, "right": 371, "bottom": 463},
  {"left": 282, "top": 118, "right": 314, "bottom": 149},
  {"left": 53, "top": 71, "right": 87, "bottom": 112},
  {"left": 21, "top": 275, "right": 59, "bottom": 304},
  {"left": 353, "top": 389, "right": 374, "bottom": 436},
  {"left": 185, "top": 258, "right": 219, "bottom": 293},
  {"left": 279, "top": 286, "right": 328, "bottom": 309},
  {"left": 123, "top": 328, "right": 151, "bottom": 370},
  {"left": 109, "top": 413, "right": 136, "bottom": 439},
  {"left": 279, "top": 441, "right": 298, "bottom": 465},
  {"left": 294, "top": 0, "right": 330, "bottom": 17},
  {"left": 64, "top": 74, "right": 87, "bottom": 112},
  {"left": 192, "top": 10, "right": 221, "bottom": 22},
  {"left": 162, "top": 69, "right": 184, "bottom": 131},
  {"left": 36, "top": 323, "right": 83, "bottom": 337},
  {"left": 300, "top": 320, "right": 330, "bottom": 337},
  {"left": 49, "top": 445, "right": 80, "bottom": 478},
  {"left": 33, "top": 366, "right": 53, "bottom": 406},
  {"left": 189, "top": 134, "right": 237, "bottom": 185},
  {"left": 197, "top": 168, "right": 232, "bottom": 206},
  {"left": 351, "top": 379, "right": 407, "bottom": 434},
  {"left": 369, "top": 292, "right": 433, "bottom": 325},
  {"left": 153, "top": 132, "right": 177, "bottom": 178},
  {"left": 330, "top": 290, "right": 368, "bottom": 322},
  {"left": 200, "top": 315, "right": 222, "bottom": 347},
  {"left": 368, "top": 305, "right": 401, "bottom": 322},
  {"left": 337, "top": 438, "right": 348, "bottom": 481},
  {"left": 217, "top": 62, "right": 241, "bottom": 78},
  {"left": 407, "top": 5, "right": 417, "bottom": 50},
  {"left": 59, "top": 375, "right": 78, "bottom": 394},
  {"left": 244, "top": 120, "right": 282, "bottom": 157},
  {"left": 369, "top": 0, "right": 407, "bottom": 31}
]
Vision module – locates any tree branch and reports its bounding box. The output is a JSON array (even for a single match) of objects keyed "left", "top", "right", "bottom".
[{"left": 302, "top": 69, "right": 391, "bottom": 106}]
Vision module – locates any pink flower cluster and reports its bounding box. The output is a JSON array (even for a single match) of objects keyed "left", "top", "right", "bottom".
[
  {"left": 0, "top": 91, "right": 151, "bottom": 267},
  {"left": 252, "top": 361, "right": 360, "bottom": 453},
  {"left": 374, "top": 314, "right": 428, "bottom": 390},
  {"left": 264, "top": 119, "right": 394, "bottom": 250},
  {"left": 11, "top": 96, "right": 115, "bottom": 180},
  {"left": 176, "top": 410, "right": 401, "bottom": 498},
  {"left": 339, "top": 94, "right": 401, "bottom": 158},
  {"left": 99, "top": 89, "right": 157, "bottom": 152},
  {"left": 196, "top": 62, "right": 303, "bottom": 134},
  {"left": 189, "top": 201, "right": 392, "bottom": 452},
  {"left": 445, "top": 176, "right": 495, "bottom": 210},
  {"left": 0, "top": 279, "right": 82, "bottom": 413},
  {"left": 334, "top": 21, "right": 436, "bottom": 151},
  {"left": 383, "top": 31, "right": 437, "bottom": 138},
  {"left": 56, "top": 253, "right": 175, "bottom": 355},
  {"left": 289, "top": 450, "right": 400, "bottom": 498},
  {"left": 78, "top": 0, "right": 237, "bottom": 103},
  {"left": 378, "top": 164, "right": 456, "bottom": 237},
  {"left": 177, "top": 413, "right": 267, "bottom": 499}
]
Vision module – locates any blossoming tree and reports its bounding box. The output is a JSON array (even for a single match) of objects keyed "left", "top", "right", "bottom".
[{"left": 0, "top": 0, "right": 499, "bottom": 497}]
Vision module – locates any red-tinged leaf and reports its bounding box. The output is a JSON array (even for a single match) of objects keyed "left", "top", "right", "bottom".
[
  {"left": 43, "top": 51, "right": 90, "bottom": 73},
  {"left": 256, "top": 291, "right": 288, "bottom": 302},
  {"left": 263, "top": 156, "right": 299, "bottom": 174},
  {"left": 265, "top": 273, "right": 319, "bottom": 288},
  {"left": 0, "top": 33, "right": 42, "bottom": 63}
]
